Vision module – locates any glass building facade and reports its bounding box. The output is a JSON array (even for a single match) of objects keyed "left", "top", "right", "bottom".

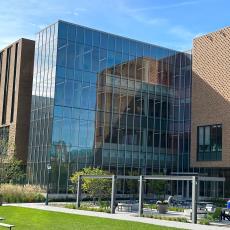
[{"left": 27, "top": 21, "right": 192, "bottom": 193}]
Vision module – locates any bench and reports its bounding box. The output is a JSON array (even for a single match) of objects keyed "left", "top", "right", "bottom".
[
  {"left": 117, "top": 203, "right": 132, "bottom": 212},
  {"left": 220, "top": 208, "right": 230, "bottom": 221},
  {"left": 0, "top": 223, "right": 15, "bottom": 229}
]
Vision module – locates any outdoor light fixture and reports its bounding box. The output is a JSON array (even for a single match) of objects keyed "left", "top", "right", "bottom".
[{"left": 45, "top": 163, "right": 52, "bottom": 206}]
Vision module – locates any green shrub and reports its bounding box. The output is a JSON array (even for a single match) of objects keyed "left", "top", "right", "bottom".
[
  {"left": 143, "top": 214, "right": 187, "bottom": 223},
  {"left": 99, "top": 200, "right": 110, "bottom": 209},
  {"left": 210, "top": 207, "right": 222, "bottom": 221},
  {"left": 168, "top": 206, "right": 184, "bottom": 212},
  {"left": 64, "top": 203, "right": 111, "bottom": 213},
  {"left": 199, "top": 218, "right": 210, "bottom": 225},
  {"left": 144, "top": 204, "right": 184, "bottom": 212},
  {"left": 211, "top": 198, "right": 226, "bottom": 208},
  {"left": 0, "top": 184, "right": 45, "bottom": 203},
  {"left": 79, "top": 206, "right": 111, "bottom": 213},
  {"left": 144, "top": 203, "right": 157, "bottom": 209},
  {"left": 64, "top": 203, "right": 76, "bottom": 209}
]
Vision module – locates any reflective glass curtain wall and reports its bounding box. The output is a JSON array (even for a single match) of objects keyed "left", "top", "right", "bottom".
[
  {"left": 27, "top": 21, "right": 191, "bottom": 193},
  {"left": 27, "top": 23, "right": 58, "bottom": 186}
]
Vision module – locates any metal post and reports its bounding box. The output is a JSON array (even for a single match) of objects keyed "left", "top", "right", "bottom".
[
  {"left": 204, "top": 181, "right": 206, "bottom": 197},
  {"left": 138, "top": 175, "right": 144, "bottom": 216},
  {"left": 186, "top": 181, "right": 189, "bottom": 199},
  {"left": 223, "top": 181, "right": 225, "bottom": 199},
  {"left": 76, "top": 175, "right": 82, "bottom": 208},
  {"left": 45, "top": 165, "right": 51, "bottom": 206},
  {"left": 192, "top": 176, "right": 198, "bottom": 224},
  {"left": 111, "top": 175, "right": 116, "bottom": 214},
  {"left": 182, "top": 180, "right": 184, "bottom": 198},
  {"left": 45, "top": 174, "right": 49, "bottom": 205}
]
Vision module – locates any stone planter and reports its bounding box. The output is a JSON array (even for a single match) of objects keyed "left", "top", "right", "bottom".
[{"left": 157, "top": 204, "right": 168, "bottom": 214}]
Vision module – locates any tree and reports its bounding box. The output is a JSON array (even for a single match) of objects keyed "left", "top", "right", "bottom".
[
  {"left": 70, "top": 167, "right": 112, "bottom": 202},
  {"left": 0, "top": 139, "right": 25, "bottom": 184},
  {"left": 126, "top": 170, "right": 139, "bottom": 195},
  {"left": 147, "top": 179, "right": 166, "bottom": 199},
  {"left": 1, "top": 156, "right": 25, "bottom": 184}
]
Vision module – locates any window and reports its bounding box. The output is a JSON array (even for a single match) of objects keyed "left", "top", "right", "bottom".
[
  {"left": 10, "top": 43, "right": 18, "bottom": 122},
  {"left": 197, "top": 124, "right": 222, "bottom": 161},
  {"left": 2, "top": 47, "right": 11, "bottom": 124}
]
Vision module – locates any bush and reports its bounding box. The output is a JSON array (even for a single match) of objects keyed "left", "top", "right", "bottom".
[
  {"left": 144, "top": 203, "right": 157, "bottom": 209},
  {"left": 70, "top": 168, "right": 111, "bottom": 202},
  {"left": 144, "top": 204, "right": 184, "bottom": 212},
  {"left": 142, "top": 214, "right": 187, "bottom": 223},
  {"left": 210, "top": 207, "right": 222, "bottom": 221},
  {"left": 0, "top": 184, "right": 45, "bottom": 203},
  {"left": 199, "top": 218, "right": 210, "bottom": 225},
  {"left": 99, "top": 200, "right": 110, "bottom": 209},
  {"left": 64, "top": 203, "right": 76, "bottom": 209},
  {"left": 211, "top": 198, "right": 226, "bottom": 208},
  {"left": 79, "top": 206, "right": 111, "bottom": 213},
  {"left": 64, "top": 202, "right": 111, "bottom": 213},
  {"left": 168, "top": 206, "right": 184, "bottom": 212}
]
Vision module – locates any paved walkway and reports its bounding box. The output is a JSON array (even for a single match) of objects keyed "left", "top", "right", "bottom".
[{"left": 5, "top": 203, "right": 230, "bottom": 230}]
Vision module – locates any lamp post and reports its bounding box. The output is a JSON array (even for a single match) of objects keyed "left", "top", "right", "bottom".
[{"left": 45, "top": 163, "right": 52, "bottom": 206}]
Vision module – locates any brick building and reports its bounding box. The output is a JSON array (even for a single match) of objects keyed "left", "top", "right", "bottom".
[
  {"left": 191, "top": 26, "right": 230, "bottom": 195},
  {"left": 0, "top": 38, "right": 35, "bottom": 163}
]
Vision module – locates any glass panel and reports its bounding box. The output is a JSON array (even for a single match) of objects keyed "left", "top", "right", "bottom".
[
  {"left": 76, "top": 26, "right": 84, "bottom": 43},
  {"left": 28, "top": 21, "right": 194, "bottom": 192},
  {"left": 211, "top": 125, "right": 217, "bottom": 152},
  {"left": 197, "top": 124, "right": 222, "bottom": 161},
  {"left": 216, "top": 125, "right": 222, "bottom": 151},
  {"left": 204, "top": 126, "right": 210, "bottom": 151},
  {"left": 68, "top": 25, "right": 76, "bottom": 41},
  {"left": 199, "top": 127, "right": 204, "bottom": 145}
]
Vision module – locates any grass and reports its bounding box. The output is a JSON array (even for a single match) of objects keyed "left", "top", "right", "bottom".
[
  {"left": 0, "top": 184, "right": 45, "bottom": 203},
  {"left": 0, "top": 206, "right": 181, "bottom": 230}
]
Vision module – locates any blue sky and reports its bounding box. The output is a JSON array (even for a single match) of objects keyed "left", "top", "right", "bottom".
[{"left": 0, "top": 0, "right": 230, "bottom": 51}]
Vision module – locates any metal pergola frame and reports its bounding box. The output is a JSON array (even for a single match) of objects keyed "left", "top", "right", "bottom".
[{"left": 76, "top": 175, "right": 225, "bottom": 224}]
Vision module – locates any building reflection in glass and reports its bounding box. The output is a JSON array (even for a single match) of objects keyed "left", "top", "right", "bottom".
[{"left": 27, "top": 21, "right": 191, "bottom": 193}]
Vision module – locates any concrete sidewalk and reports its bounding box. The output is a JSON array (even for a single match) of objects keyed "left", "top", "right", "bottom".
[{"left": 5, "top": 203, "right": 230, "bottom": 230}]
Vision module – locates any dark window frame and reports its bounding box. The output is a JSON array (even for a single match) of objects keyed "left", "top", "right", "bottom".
[
  {"left": 10, "top": 43, "right": 18, "bottom": 122},
  {"left": 197, "top": 124, "right": 222, "bottom": 161},
  {"left": 2, "top": 47, "right": 11, "bottom": 124}
]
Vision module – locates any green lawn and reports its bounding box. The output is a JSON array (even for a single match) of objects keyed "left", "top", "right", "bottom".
[{"left": 0, "top": 206, "right": 181, "bottom": 230}]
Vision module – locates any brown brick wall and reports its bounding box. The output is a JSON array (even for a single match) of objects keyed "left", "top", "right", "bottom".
[
  {"left": 0, "top": 38, "right": 35, "bottom": 163},
  {"left": 191, "top": 26, "right": 230, "bottom": 168}
]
